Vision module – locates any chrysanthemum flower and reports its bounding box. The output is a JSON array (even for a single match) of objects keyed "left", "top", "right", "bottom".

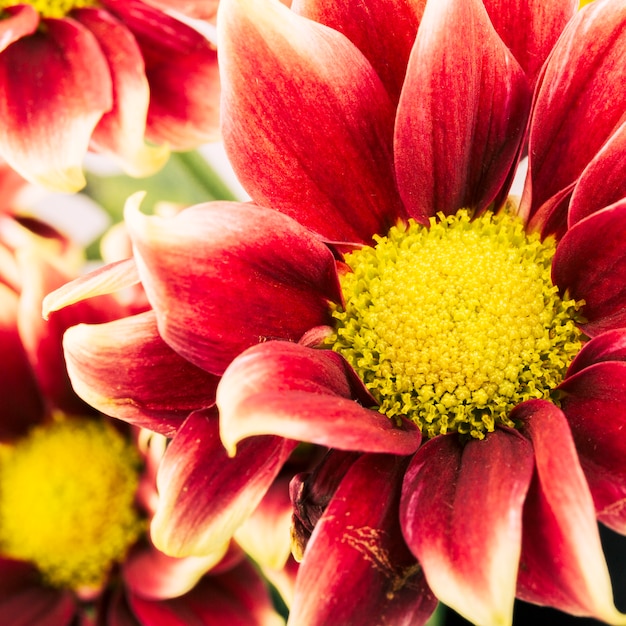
[
  {"left": 0, "top": 215, "right": 283, "bottom": 625},
  {"left": 0, "top": 0, "right": 220, "bottom": 192},
  {"left": 47, "top": 0, "right": 626, "bottom": 623}
]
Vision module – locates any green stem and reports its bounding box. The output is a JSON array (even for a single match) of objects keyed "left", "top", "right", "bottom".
[{"left": 173, "top": 150, "right": 239, "bottom": 202}]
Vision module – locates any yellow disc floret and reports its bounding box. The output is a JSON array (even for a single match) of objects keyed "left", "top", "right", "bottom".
[
  {"left": 0, "top": 0, "right": 95, "bottom": 19},
  {"left": 328, "top": 210, "right": 585, "bottom": 440},
  {"left": 0, "top": 416, "right": 144, "bottom": 590}
]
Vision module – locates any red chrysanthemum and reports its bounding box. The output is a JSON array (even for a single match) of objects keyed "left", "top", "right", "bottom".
[
  {"left": 0, "top": 0, "right": 220, "bottom": 192},
  {"left": 48, "top": 0, "right": 626, "bottom": 623}
]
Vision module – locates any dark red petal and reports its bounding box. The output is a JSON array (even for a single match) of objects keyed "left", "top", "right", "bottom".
[
  {"left": 218, "top": 0, "right": 405, "bottom": 243},
  {"left": 63, "top": 311, "right": 218, "bottom": 437},
  {"left": 0, "top": 5, "right": 39, "bottom": 53},
  {"left": 0, "top": 560, "right": 76, "bottom": 626},
  {"left": 482, "top": 0, "right": 577, "bottom": 90},
  {"left": 401, "top": 429, "right": 533, "bottom": 625},
  {"left": 217, "top": 341, "right": 421, "bottom": 455},
  {"left": 395, "top": 0, "right": 530, "bottom": 221},
  {"left": 126, "top": 198, "right": 341, "bottom": 376},
  {"left": 0, "top": 283, "right": 43, "bottom": 439},
  {"left": 293, "top": 0, "right": 425, "bottom": 104},
  {"left": 74, "top": 8, "right": 169, "bottom": 176},
  {"left": 522, "top": 1, "right": 626, "bottom": 233},
  {"left": 569, "top": 121, "right": 626, "bottom": 228},
  {"left": 552, "top": 199, "right": 626, "bottom": 336},
  {"left": 515, "top": 400, "right": 623, "bottom": 622},
  {"left": 102, "top": 0, "right": 221, "bottom": 149},
  {"left": 152, "top": 409, "right": 297, "bottom": 557},
  {"left": 0, "top": 18, "right": 112, "bottom": 191},
  {"left": 291, "top": 453, "right": 437, "bottom": 626},
  {"left": 560, "top": 361, "right": 626, "bottom": 533},
  {"left": 128, "top": 560, "right": 282, "bottom": 626},
  {"left": 566, "top": 327, "right": 626, "bottom": 378}
]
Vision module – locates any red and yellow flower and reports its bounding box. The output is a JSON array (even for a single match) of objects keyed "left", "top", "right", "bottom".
[
  {"left": 0, "top": 0, "right": 220, "bottom": 192},
  {"left": 0, "top": 213, "right": 283, "bottom": 625},
  {"left": 47, "top": 0, "right": 626, "bottom": 623}
]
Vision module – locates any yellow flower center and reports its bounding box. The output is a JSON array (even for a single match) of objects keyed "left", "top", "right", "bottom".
[
  {"left": 328, "top": 210, "right": 585, "bottom": 440},
  {"left": 0, "top": 0, "right": 95, "bottom": 19},
  {"left": 0, "top": 416, "right": 144, "bottom": 590}
]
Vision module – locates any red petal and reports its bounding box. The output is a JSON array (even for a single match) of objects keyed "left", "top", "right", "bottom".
[
  {"left": 142, "top": 0, "right": 219, "bottom": 21},
  {"left": 0, "top": 5, "right": 39, "bottom": 53},
  {"left": 218, "top": 0, "right": 405, "bottom": 243},
  {"left": 217, "top": 341, "right": 421, "bottom": 455},
  {"left": 0, "top": 559, "right": 76, "bottom": 626},
  {"left": 0, "top": 18, "right": 112, "bottom": 191},
  {"left": 123, "top": 542, "right": 226, "bottom": 601},
  {"left": 63, "top": 311, "right": 218, "bottom": 437},
  {"left": 126, "top": 198, "right": 341, "bottom": 376},
  {"left": 17, "top": 249, "right": 124, "bottom": 416},
  {"left": 515, "top": 400, "right": 624, "bottom": 622},
  {"left": 293, "top": 0, "right": 425, "bottom": 104},
  {"left": 395, "top": 0, "right": 530, "bottom": 221},
  {"left": 152, "top": 409, "right": 297, "bottom": 557},
  {"left": 103, "top": 0, "right": 221, "bottom": 149},
  {"left": 566, "top": 327, "right": 626, "bottom": 378},
  {"left": 74, "top": 8, "right": 169, "bottom": 176},
  {"left": 401, "top": 429, "right": 533, "bottom": 626},
  {"left": 0, "top": 283, "right": 43, "bottom": 439},
  {"left": 522, "top": 1, "right": 626, "bottom": 232},
  {"left": 128, "top": 560, "right": 283, "bottom": 626},
  {"left": 569, "top": 120, "right": 626, "bottom": 228},
  {"left": 552, "top": 199, "right": 626, "bottom": 336},
  {"left": 482, "top": 0, "right": 577, "bottom": 90},
  {"left": 291, "top": 453, "right": 437, "bottom": 626},
  {"left": 560, "top": 361, "right": 626, "bottom": 533}
]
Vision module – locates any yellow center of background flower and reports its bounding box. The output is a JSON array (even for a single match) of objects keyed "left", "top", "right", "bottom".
[
  {"left": 329, "top": 210, "right": 585, "bottom": 439},
  {"left": 0, "top": 0, "right": 94, "bottom": 19},
  {"left": 0, "top": 416, "right": 144, "bottom": 590}
]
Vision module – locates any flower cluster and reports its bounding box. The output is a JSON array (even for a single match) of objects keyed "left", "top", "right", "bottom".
[{"left": 5, "top": 0, "right": 626, "bottom": 625}]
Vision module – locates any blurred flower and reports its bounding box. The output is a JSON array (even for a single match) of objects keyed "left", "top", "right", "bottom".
[
  {"left": 0, "top": 214, "right": 284, "bottom": 625},
  {"left": 0, "top": 0, "right": 220, "bottom": 192},
  {"left": 45, "top": 0, "right": 626, "bottom": 624}
]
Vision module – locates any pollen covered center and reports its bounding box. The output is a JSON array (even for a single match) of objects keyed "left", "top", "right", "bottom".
[
  {"left": 328, "top": 210, "right": 585, "bottom": 439},
  {"left": 0, "top": 0, "right": 95, "bottom": 18},
  {"left": 0, "top": 416, "right": 144, "bottom": 590}
]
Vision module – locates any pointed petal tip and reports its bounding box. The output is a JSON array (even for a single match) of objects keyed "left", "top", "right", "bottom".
[
  {"left": 118, "top": 141, "right": 170, "bottom": 179},
  {"left": 32, "top": 165, "right": 86, "bottom": 194}
]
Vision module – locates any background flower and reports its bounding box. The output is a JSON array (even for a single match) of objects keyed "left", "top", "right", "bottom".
[{"left": 0, "top": 0, "right": 220, "bottom": 192}]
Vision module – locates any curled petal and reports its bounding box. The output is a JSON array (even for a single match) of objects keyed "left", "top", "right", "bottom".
[
  {"left": 217, "top": 341, "right": 421, "bottom": 456},
  {"left": 123, "top": 542, "right": 225, "bottom": 601},
  {"left": 552, "top": 199, "right": 626, "bottom": 336},
  {"left": 522, "top": 0, "right": 626, "bottom": 233},
  {"left": 74, "top": 8, "right": 169, "bottom": 177},
  {"left": 569, "top": 121, "right": 626, "bottom": 228},
  {"left": 482, "top": 0, "right": 577, "bottom": 90},
  {"left": 126, "top": 196, "right": 341, "bottom": 375},
  {"left": 218, "top": 0, "right": 405, "bottom": 243},
  {"left": 152, "top": 409, "right": 297, "bottom": 557},
  {"left": 63, "top": 311, "right": 218, "bottom": 437},
  {"left": 292, "top": 0, "right": 425, "bottom": 104},
  {"left": 0, "top": 18, "right": 112, "bottom": 191},
  {"left": 291, "top": 454, "right": 437, "bottom": 626},
  {"left": 103, "top": 0, "right": 221, "bottom": 149},
  {"left": 560, "top": 361, "right": 626, "bottom": 533},
  {"left": 0, "top": 5, "right": 39, "bottom": 53},
  {"left": 43, "top": 257, "right": 139, "bottom": 320},
  {"left": 401, "top": 429, "right": 533, "bottom": 626},
  {"left": 566, "top": 327, "right": 626, "bottom": 378},
  {"left": 515, "top": 400, "right": 624, "bottom": 623},
  {"left": 395, "top": 0, "right": 530, "bottom": 221}
]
